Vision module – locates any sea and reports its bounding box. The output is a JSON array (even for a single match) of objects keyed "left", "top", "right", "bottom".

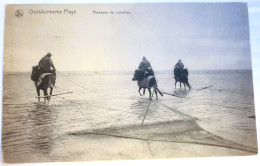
[{"left": 1, "top": 70, "right": 258, "bottom": 163}]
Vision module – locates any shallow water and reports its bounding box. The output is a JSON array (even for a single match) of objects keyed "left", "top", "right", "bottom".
[{"left": 2, "top": 70, "right": 257, "bottom": 162}]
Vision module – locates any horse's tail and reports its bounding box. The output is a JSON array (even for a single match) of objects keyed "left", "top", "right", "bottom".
[
  {"left": 185, "top": 77, "right": 191, "bottom": 89},
  {"left": 156, "top": 87, "right": 163, "bottom": 96}
]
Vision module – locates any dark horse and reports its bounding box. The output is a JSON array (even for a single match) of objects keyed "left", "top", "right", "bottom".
[
  {"left": 31, "top": 66, "right": 56, "bottom": 103},
  {"left": 132, "top": 69, "right": 163, "bottom": 100},
  {"left": 174, "top": 68, "right": 191, "bottom": 89}
]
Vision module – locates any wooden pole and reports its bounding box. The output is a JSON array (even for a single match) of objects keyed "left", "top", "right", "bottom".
[
  {"left": 35, "top": 92, "right": 73, "bottom": 98},
  {"left": 161, "top": 92, "right": 183, "bottom": 98},
  {"left": 196, "top": 85, "right": 213, "bottom": 91}
]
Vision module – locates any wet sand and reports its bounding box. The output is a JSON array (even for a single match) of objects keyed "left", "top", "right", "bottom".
[
  {"left": 4, "top": 123, "right": 256, "bottom": 163},
  {"left": 65, "top": 120, "right": 257, "bottom": 162},
  {"left": 2, "top": 70, "right": 257, "bottom": 163}
]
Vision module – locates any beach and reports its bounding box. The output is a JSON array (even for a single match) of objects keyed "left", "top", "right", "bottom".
[{"left": 1, "top": 70, "right": 257, "bottom": 163}]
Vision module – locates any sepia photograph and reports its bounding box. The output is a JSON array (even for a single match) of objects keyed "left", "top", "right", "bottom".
[{"left": 1, "top": 2, "right": 258, "bottom": 164}]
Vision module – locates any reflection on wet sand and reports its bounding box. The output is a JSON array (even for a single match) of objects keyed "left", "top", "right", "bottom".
[
  {"left": 30, "top": 103, "right": 57, "bottom": 155},
  {"left": 2, "top": 102, "right": 61, "bottom": 163},
  {"left": 172, "top": 89, "right": 190, "bottom": 97},
  {"left": 130, "top": 98, "right": 160, "bottom": 120}
]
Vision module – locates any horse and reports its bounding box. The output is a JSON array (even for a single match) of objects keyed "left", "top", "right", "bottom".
[
  {"left": 174, "top": 68, "right": 191, "bottom": 90},
  {"left": 31, "top": 66, "right": 56, "bottom": 103},
  {"left": 132, "top": 69, "right": 163, "bottom": 100}
]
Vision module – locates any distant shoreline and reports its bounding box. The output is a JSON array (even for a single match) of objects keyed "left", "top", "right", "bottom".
[{"left": 2, "top": 69, "right": 253, "bottom": 75}]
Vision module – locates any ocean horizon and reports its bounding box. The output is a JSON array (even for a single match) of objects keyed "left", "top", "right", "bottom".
[{"left": 2, "top": 69, "right": 253, "bottom": 75}]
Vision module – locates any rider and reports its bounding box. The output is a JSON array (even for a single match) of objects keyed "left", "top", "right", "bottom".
[
  {"left": 138, "top": 56, "right": 154, "bottom": 77},
  {"left": 138, "top": 56, "right": 151, "bottom": 70},
  {"left": 38, "top": 52, "right": 56, "bottom": 75},
  {"left": 174, "top": 59, "right": 184, "bottom": 78}
]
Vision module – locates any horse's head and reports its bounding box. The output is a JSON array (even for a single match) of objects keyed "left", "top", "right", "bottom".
[
  {"left": 132, "top": 69, "right": 144, "bottom": 81},
  {"left": 31, "top": 65, "right": 41, "bottom": 81}
]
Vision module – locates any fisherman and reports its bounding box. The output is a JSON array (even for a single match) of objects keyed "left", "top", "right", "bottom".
[
  {"left": 175, "top": 59, "right": 184, "bottom": 70},
  {"left": 138, "top": 56, "right": 154, "bottom": 77},
  {"left": 38, "top": 52, "right": 56, "bottom": 75},
  {"left": 174, "top": 59, "right": 184, "bottom": 78},
  {"left": 138, "top": 56, "right": 151, "bottom": 70}
]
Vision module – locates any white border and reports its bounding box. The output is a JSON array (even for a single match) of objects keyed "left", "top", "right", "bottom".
[{"left": 0, "top": 0, "right": 259, "bottom": 166}]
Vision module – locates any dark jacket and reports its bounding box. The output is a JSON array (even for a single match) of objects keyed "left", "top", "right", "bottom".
[
  {"left": 175, "top": 61, "right": 184, "bottom": 69},
  {"left": 138, "top": 60, "right": 151, "bottom": 70},
  {"left": 38, "top": 55, "right": 55, "bottom": 72}
]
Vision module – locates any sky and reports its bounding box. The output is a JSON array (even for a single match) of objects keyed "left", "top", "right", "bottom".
[{"left": 3, "top": 3, "right": 252, "bottom": 71}]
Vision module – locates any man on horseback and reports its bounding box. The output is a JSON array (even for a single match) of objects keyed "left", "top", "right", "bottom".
[
  {"left": 132, "top": 57, "right": 162, "bottom": 100},
  {"left": 138, "top": 56, "right": 151, "bottom": 70},
  {"left": 33, "top": 52, "right": 56, "bottom": 103},
  {"left": 175, "top": 59, "right": 184, "bottom": 69},
  {"left": 174, "top": 59, "right": 184, "bottom": 78},
  {"left": 173, "top": 59, "right": 191, "bottom": 89},
  {"left": 38, "top": 52, "right": 56, "bottom": 75}
]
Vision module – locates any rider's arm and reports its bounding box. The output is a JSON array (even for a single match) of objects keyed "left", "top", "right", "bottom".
[
  {"left": 138, "top": 62, "right": 143, "bottom": 69},
  {"left": 38, "top": 58, "right": 43, "bottom": 66},
  {"left": 148, "top": 61, "right": 151, "bottom": 67},
  {"left": 49, "top": 58, "right": 55, "bottom": 69}
]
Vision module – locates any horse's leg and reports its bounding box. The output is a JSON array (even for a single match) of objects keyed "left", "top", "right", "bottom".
[
  {"left": 148, "top": 88, "right": 152, "bottom": 100},
  {"left": 49, "top": 88, "right": 53, "bottom": 102},
  {"left": 143, "top": 88, "right": 146, "bottom": 95},
  {"left": 37, "top": 88, "right": 40, "bottom": 102},
  {"left": 138, "top": 87, "right": 143, "bottom": 96},
  {"left": 184, "top": 82, "right": 186, "bottom": 89},
  {"left": 175, "top": 80, "right": 177, "bottom": 89},
  {"left": 154, "top": 89, "right": 158, "bottom": 100},
  {"left": 180, "top": 82, "right": 182, "bottom": 89},
  {"left": 43, "top": 89, "right": 48, "bottom": 104}
]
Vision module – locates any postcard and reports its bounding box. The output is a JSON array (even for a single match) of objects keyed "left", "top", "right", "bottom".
[{"left": 2, "top": 3, "right": 257, "bottom": 163}]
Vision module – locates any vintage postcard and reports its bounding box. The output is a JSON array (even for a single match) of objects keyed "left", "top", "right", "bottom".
[{"left": 2, "top": 3, "right": 257, "bottom": 163}]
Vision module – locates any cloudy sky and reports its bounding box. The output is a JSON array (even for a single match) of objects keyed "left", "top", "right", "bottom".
[{"left": 4, "top": 3, "right": 252, "bottom": 71}]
